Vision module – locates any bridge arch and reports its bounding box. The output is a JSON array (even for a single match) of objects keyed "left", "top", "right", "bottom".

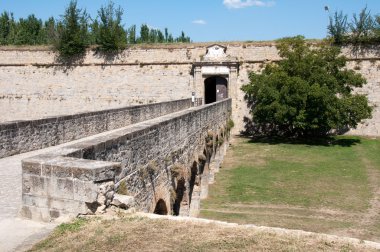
[
  {"left": 173, "top": 178, "right": 186, "bottom": 216},
  {"left": 153, "top": 199, "right": 168, "bottom": 215}
]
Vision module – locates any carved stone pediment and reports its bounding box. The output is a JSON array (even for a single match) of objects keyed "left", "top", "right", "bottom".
[{"left": 204, "top": 44, "right": 227, "bottom": 60}]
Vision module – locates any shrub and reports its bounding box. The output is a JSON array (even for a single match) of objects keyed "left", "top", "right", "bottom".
[
  {"left": 328, "top": 7, "right": 380, "bottom": 45},
  {"left": 147, "top": 160, "right": 159, "bottom": 175},
  {"left": 327, "top": 11, "right": 348, "bottom": 45},
  {"left": 227, "top": 119, "right": 235, "bottom": 132},
  {"left": 117, "top": 180, "right": 129, "bottom": 195},
  {"left": 217, "top": 137, "right": 225, "bottom": 146},
  {"left": 170, "top": 163, "right": 187, "bottom": 178}
]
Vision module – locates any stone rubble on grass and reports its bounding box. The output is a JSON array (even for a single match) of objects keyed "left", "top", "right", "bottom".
[
  {"left": 96, "top": 182, "right": 116, "bottom": 214},
  {"left": 111, "top": 193, "right": 136, "bottom": 210}
]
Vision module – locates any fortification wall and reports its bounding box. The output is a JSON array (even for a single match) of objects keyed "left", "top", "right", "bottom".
[
  {"left": 21, "top": 99, "right": 231, "bottom": 221},
  {"left": 0, "top": 43, "right": 379, "bottom": 135},
  {"left": 0, "top": 44, "right": 278, "bottom": 122}
]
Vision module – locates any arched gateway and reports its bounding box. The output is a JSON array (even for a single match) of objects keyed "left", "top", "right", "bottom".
[{"left": 192, "top": 44, "right": 239, "bottom": 105}]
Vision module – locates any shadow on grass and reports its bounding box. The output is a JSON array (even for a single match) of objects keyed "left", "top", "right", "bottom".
[{"left": 246, "top": 136, "right": 361, "bottom": 147}]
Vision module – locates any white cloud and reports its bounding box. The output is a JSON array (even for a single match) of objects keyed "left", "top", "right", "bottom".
[
  {"left": 223, "top": 0, "right": 275, "bottom": 9},
  {"left": 192, "top": 19, "right": 207, "bottom": 25}
]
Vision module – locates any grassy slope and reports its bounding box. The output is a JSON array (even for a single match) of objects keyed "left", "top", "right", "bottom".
[
  {"left": 29, "top": 216, "right": 378, "bottom": 252},
  {"left": 200, "top": 136, "right": 380, "bottom": 241}
]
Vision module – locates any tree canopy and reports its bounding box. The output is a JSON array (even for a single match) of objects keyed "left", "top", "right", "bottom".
[
  {"left": 56, "top": 0, "right": 90, "bottom": 58},
  {"left": 0, "top": 0, "right": 192, "bottom": 51},
  {"left": 242, "top": 36, "right": 372, "bottom": 137},
  {"left": 95, "top": 1, "right": 127, "bottom": 52}
]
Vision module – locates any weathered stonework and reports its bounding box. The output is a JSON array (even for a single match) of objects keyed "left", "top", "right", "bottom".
[
  {"left": 0, "top": 43, "right": 379, "bottom": 136},
  {"left": 21, "top": 99, "right": 232, "bottom": 221},
  {"left": 0, "top": 99, "right": 191, "bottom": 158}
]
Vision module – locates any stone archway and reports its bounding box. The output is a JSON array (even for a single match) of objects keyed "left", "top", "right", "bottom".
[
  {"left": 153, "top": 199, "right": 168, "bottom": 215},
  {"left": 204, "top": 76, "right": 228, "bottom": 104}
]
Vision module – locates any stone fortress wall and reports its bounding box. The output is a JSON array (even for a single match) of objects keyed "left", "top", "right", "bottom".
[{"left": 0, "top": 43, "right": 379, "bottom": 135}]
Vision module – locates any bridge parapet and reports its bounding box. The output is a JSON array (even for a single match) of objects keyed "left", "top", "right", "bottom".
[
  {"left": 0, "top": 99, "right": 191, "bottom": 158},
  {"left": 21, "top": 99, "right": 232, "bottom": 221}
]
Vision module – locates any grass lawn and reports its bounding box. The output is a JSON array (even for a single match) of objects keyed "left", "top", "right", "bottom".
[{"left": 200, "top": 136, "right": 380, "bottom": 242}]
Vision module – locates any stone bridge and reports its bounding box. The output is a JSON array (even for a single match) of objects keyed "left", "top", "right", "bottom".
[{"left": 16, "top": 98, "right": 231, "bottom": 221}]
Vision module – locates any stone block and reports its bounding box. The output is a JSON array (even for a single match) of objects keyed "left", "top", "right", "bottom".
[
  {"left": 22, "top": 194, "right": 49, "bottom": 208},
  {"left": 72, "top": 167, "right": 96, "bottom": 181},
  {"left": 111, "top": 194, "right": 135, "bottom": 209},
  {"left": 51, "top": 178, "right": 74, "bottom": 200},
  {"left": 41, "top": 163, "right": 53, "bottom": 177},
  {"left": 49, "top": 198, "right": 88, "bottom": 214},
  {"left": 22, "top": 175, "right": 49, "bottom": 196},
  {"left": 93, "top": 165, "right": 121, "bottom": 182},
  {"left": 22, "top": 160, "right": 41, "bottom": 175},
  {"left": 71, "top": 160, "right": 121, "bottom": 182},
  {"left": 20, "top": 205, "right": 51, "bottom": 222},
  {"left": 51, "top": 166, "right": 72, "bottom": 178},
  {"left": 73, "top": 180, "right": 98, "bottom": 202}
]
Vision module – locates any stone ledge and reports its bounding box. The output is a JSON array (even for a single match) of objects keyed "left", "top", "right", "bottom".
[{"left": 23, "top": 155, "right": 121, "bottom": 182}]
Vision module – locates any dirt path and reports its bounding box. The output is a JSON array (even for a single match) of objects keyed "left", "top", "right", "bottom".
[
  {"left": 204, "top": 203, "right": 361, "bottom": 219},
  {"left": 356, "top": 145, "right": 380, "bottom": 238}
]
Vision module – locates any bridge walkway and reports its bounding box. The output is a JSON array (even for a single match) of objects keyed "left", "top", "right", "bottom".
[{"left": 0, "top": 108, "right": 190, "bottom": 252}]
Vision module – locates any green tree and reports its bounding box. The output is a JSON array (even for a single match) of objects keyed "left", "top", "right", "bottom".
[
  {"left": 149, "top": 28, "right": 157, "bottom": 43},
  {"left": 55, "top": 0, "right": 90, "bottom": 58},
  {"left": 242, "top": 36, "right": 372, "bottom": 137},
  {"left": 328, "top": 11, "right": 348, "bottom": 45},
  {"left": 128, "top": 24, "right": 136, "bottom": 44},
  {"left": 95, "top": 1, "right": 127, "bottom": 52},
  {"left": 14, "top": 15, "right": 43, "bottom": 45},
  {"left": 167, "top": 34, "right": 174, "bottom": 43},
  {"left": 374, "top": 15, "right": 380, "bottom": 42},
  {"left": 139, "top": 24, "right": 149, "bottom": 43},
  {"left": 176, "top": 31, "right": 190, "bottom": 43},
  {"left": 42, "top": 17, "right": 58, "bottom": 44},
  {"left": 89, "top": 19, "right": 99, "bottom": 45},
  {"left": 164, "top": 27, "right": 168, "bottom": 42},
  {"left": 157, "top": 30, "right": 164, "bottom": 43},
  {"left": 350, "top": 7, "right": 375, "bottom": 43},
  {"left": 0, "top": 11, "right": 14, "bottom": 45}
]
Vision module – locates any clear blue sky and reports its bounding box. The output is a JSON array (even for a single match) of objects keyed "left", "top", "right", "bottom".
[{"left": 1, "top": 0, "right": 380, "bottom": 42}]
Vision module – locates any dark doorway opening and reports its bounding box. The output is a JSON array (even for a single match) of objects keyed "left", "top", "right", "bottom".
[
  {"left": 204, "top": 76, "right": 228, "bottom": 104},
  {"left": 154, "top": 199, "right": 168, "bottom": 215}
]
